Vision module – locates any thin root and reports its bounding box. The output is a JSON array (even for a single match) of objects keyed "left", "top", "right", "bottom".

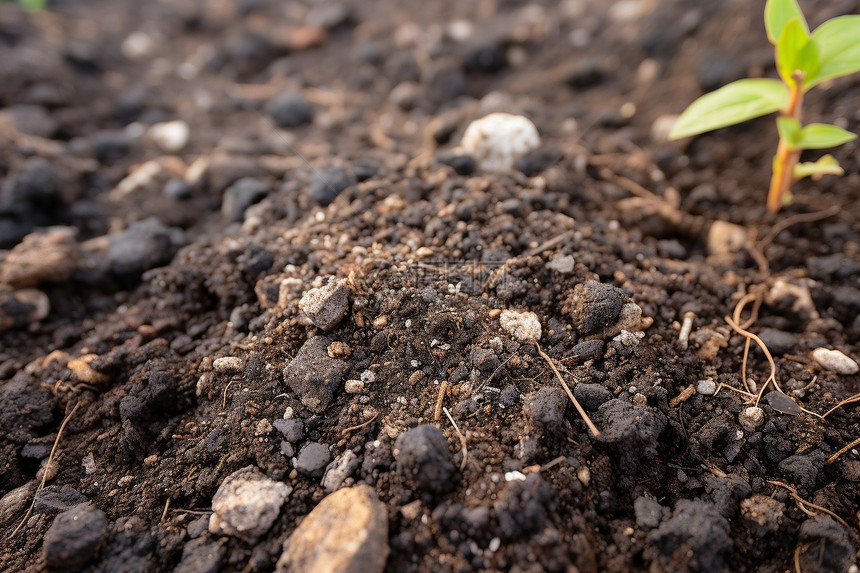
[
  {"left": 767, "top": 480, "right": 850, "bottom": 528},
  {"left": 341, "top": 412, "right": 379, "bottom": 436},
  {"left": 825, "top": 436, "right": 860, "bottom": 465},
  {"left": 442, "top": 406, "right": 468, "bottom": 472}
]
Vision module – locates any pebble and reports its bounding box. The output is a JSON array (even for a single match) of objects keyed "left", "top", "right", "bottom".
[
  {"left": 0, "top": 481, "right": 36, "bottom": 526},
  {"left": 275, "top": 485, "right": 388, "bottom": 573},
  {"left": 148, "top": 120, "right": 190, "bottom": 152},
  {"left": 213, "top": 357, "right": 244, "bottom": 373},
  {"left": 460, "top": 113, "right": 541, "bottom": 172},
  {"left": 696, "top": 379, "right": 717, "bottom": 396},
  {"left": 209, "top": 465, "right": 291, "bottom": 541},
  {"left": 739, "top": 407, "right": 764, "bottom": 431},
  {"left": 0, "top": 287, "right": 50, "bottom": 331},
  {"left": 321, "top": 450, "right": 360, "bottom": 493},
  {"left": 266, "top": 93, "right": 314, "bottom": 128},
  {"left": 308, "top": 167, "right": 354, "bottom": 206},
  {"left": 34, "top": 486, "right": 88, "bottom": 515},
  {"left": 499, "top": 309, "right": 542, "bottom": 343},
  {"left": 105, "top": 218, "right": 184, "bottom": 277},
  {"left": 67, "top": 354, "right": 110, "bottom": 385},
  {"left": 757, "top": 328, "right": 797, "bottom": 355},
  {"left": 298, "top": 278, "right": 350, "bottom": 330},
  {"left": 43, "top": 503, "right": 108, "bottom": 567},
  {"left": 811, "top": 348, "right": 858, "bottom": 375},
  {"left": 283, "top": 336, "right": 348, "bottom": 412},
  {"left": 295, "top": 442, "right": 332, "bottom": 478},
  {"left": 395, "top": 425, "right": 455, "bottom": 493},
  {"left": 546, "top": 254, "right": 576, "bottom": 274},
  {"left": 707, "top": 220, "right": 747, "bottom": 257},
  {"left": 463, "top": 42, "right": 507, "bottom": 73},
  {"left": 0, "top": 227, "right": 80, "bottom": 288},
  {"left": 163, "top": 179, "right": 192, "bottom": 200},
  {"left": 273, "top": 418, "right": 304, "bottom": 443},
  {"left": 344, "top": 380, "right": 365, "bottom": 393},
  {"left": 173, "top": 538, "right": 224, "bottom": 573},
  {"left": 221, "top": 178, "right": 269, "bottom": 222},
  {"left": 651, "top": 114, "right": 679, "bottom": 143}
]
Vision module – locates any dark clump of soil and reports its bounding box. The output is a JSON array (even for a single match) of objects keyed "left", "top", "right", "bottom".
[{"left": 1, "top": 0, "right": 859, "bottom": 572}]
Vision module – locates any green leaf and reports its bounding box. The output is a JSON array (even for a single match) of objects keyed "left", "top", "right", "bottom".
[
  {"left": 17, "top": 0, "right": 46, "bottom": 10},
  {"left": 793, "top": 123, "right": 856, "bottom": 149},
  {"left": 793, "top": 154, "right": 844, "bottom": 180},
  {"left": 776, "top": 117, "right": 802, "bottom": 145},
  {"left": 669, "top": 79, "right": 789, "bottom": 140},
  {"left": 765, "top": 0, "right": 809, "bottom": 44},
  {"left": 777, "top": 18, "right": 819, "bottom": 85},
  {"left": 806, "top": 16, "right": 860, "bottom": 88}
]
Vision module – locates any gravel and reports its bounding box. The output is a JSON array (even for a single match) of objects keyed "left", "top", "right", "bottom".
[
  {"left": 209, "top": 465, "right": 291, "bottom": 541},
  {"left": 295, "top": 442, "right": 332, "bottom": 478},
  {"left": 43, "top": 503, "right": 108, "bottom": 567},
  {"left": 266, "top": 93, "right": 314, "bottom": 128},
  {"left": 282, "top": 336, "right": 349, "bottom": 412}
]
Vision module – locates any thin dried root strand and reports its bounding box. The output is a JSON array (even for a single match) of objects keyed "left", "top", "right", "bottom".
[
  {"left": 767, "top": 480, "right": 850, "bottom": 529},
  {"left": 826, "top": 436, "right": 860, "bottom": 465},
  {"left": 725, "top": 313, "right": 783, "bottom": 400},
  {"left": 341, "top": 412, "right": 379, "bottom": 436},
  {"left": 716, "top": 383, "right": 756, "bottom": 399},
  {"left": 442, "top": 406, "right": 468, "bottom": 472},
  {"left": 536, "top": 344, "right": 600, "bottom": 437},
  {"left": 6, "top": 401, "right": 81, "bottom": 540},
  {"left": 821, "top": 392, "right": 860, "bottom": 419}
]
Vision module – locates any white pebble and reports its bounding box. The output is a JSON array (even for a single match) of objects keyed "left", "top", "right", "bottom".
[
  {"left": 504, "top": 471, "right": 526, "bottom": 482},
  {"left": 213, "top": 356, "right": 244, "bottom": 373},
  {"left": 696, "top": 379, "right": 717, "bottom": 396},
  {"left": 811, "top": 348, "right": 858, "bottom": 375},
  {"left": 148, "top": 120, "right": 190, "bottom": 152},
  {"left": 739, "top": 407, "right": 764, "bottom": 431},
  {"left": 460, "top": 113, "right": 540, "bottom": 172},
  {"left": 499, "top": 309, "right": 542, "bottom": 343}
]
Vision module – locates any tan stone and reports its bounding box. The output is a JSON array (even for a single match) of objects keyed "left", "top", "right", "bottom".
[{"left": 277, "top": 485, "right": 388, "bottom": 573}]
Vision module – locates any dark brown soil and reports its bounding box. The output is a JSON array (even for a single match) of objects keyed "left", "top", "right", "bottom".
[{"left": 1, "top": 0, "right": 859, "bottom": 572}]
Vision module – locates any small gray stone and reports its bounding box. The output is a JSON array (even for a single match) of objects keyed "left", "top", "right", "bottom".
[
  {"left": 209, "top": 465, "right": 291, "bottom": 541},
  {"left": 299, "top": 279, "right": 350, "bottom": 330},
  {"left": 308, "top": 167, "right": 353, "bottom": 206},
  {"left": 283, "top": 336, "right": 348, "bottom": 412},
  {"left": 43, "top": 503, "right": 108, "bottom": 567},
  {"left": 222, "top": 177, "right": 269, "bottom": 222},
  {"left": 174, "top": 538, "right": 224, "bottom": 573},
  {"left": 322, "top": 450, "right": 360, "bottom": 493},
  {"left": 274, "top": 418, "right": 304, "bottom": 443},
  {"left": 34, "top": 486, "right": 88, "bottom": 515},
  {"left": 296, "top": 442, "right": 332, "bottom": 478},
  {"left": 106, "top": 218, "right": 184, "bottom": 277},
  {"left": 266, "top": 93, "right": 314, "bottom": 128},
  {"left": 470, "top": 346, "right": 500, "bottom": 372}
]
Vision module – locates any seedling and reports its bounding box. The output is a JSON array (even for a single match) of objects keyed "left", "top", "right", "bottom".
[{"left": 670, "top": 0, "right": 860, "bottom": 212}]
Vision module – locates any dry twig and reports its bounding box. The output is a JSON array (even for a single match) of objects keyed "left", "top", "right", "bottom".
[
  {"left": 442, "top": 406, "right": 468, "bottom": 471},
  {"left": 535, "top": 344, "right": 600, "bottom": 436},
  {"left": 6, "top": 401, "right": 81, "bottom": 540}
]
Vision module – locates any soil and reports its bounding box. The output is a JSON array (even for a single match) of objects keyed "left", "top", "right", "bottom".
[{"left": 1, "top": 0, "right": 859, "bottom": 572}]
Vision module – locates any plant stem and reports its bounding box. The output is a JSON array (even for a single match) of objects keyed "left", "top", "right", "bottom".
[{"left": 767, "top": 75, "right": 804, "bottom": 213}]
